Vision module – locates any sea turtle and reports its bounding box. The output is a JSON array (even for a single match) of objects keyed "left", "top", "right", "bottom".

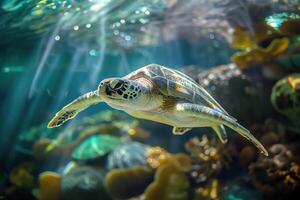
[{"left": 48, "top": 64, "right": 268, "bottom": 156}]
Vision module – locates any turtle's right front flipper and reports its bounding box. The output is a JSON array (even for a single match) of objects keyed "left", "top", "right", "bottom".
[{"left": 48, "top": 90, "right": 102, "bottom": 128}]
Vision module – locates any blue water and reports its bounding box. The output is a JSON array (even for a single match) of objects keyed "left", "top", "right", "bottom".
[{"left": 1, "top": 0, "right": 300, "bottom": 200}]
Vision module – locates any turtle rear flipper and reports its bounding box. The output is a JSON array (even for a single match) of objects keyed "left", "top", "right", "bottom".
[
  {"left": 175, "top": 103, "right": 268, "bottom": 156},
  {"left": 48, "top": 90, "right": 102, "bottom": 128},
  {"left": 212, "top": 125, "right": 228, "bottom": 144}
]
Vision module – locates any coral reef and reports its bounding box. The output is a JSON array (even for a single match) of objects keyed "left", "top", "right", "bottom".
[
  {"left": 249, "top": 144, "right": 300, "bottom": 198},
  {"left": 144, "top": 153, "right": 191, "bottom": 200},
  {"left": 145, "top": 146, "right": 171, "bottom": 169},
  {"left": 185, "top": 136, "right": 234, "bottom": 180}
]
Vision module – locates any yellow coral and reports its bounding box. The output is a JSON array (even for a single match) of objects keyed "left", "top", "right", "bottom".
[
  {"left": 144, "top": 153, "right": 191, "bottom": 200},
  {"left": 232, "top": 37, "right": 289, "bottom": 69},
  {"left": 231, "top": 27, "right": 255, "bottom": 49},
  {"left": 231, "top": 23, "right": 279, "bottom": 50}
]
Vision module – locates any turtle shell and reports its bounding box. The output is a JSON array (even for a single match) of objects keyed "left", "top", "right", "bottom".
[{"left": 125, "top": 64, "right": 228, "bottom": 114}]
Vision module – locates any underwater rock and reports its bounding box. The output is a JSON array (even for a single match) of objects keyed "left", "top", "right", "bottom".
[
  {"left": 249, "top": 144, "right": 300, "bottom": 198},
  {"left": 193, "top": 64, "right": 265, "bottom": 123},
  {"left": 105, "top": 166, "right": 154, "bottom": 199},
  {"left": 72, "top": 134, "right": 120, "bottom": 161},
  {"left": 271, "top": 73, "right": 300, "bottom": 126},
  {"left": 107, "top": 142, "right": 150, "bottom": 169},
  {"left": 144, "top": 153, "right": 191, "bottom": 200},
  {"left": 39, "top": 171, "right": 61, "bottom": 200},
  {"left": 61, "top": 166, "right": 110, "bottom": 200}
]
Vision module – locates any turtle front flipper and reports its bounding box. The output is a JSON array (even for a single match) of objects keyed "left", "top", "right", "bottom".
[
  {"left": 212, "top": 125, "right": 228, "bottom": 144},
  {"left": 175, "top": 103, "right": 268, "bottom": 156},
  {"left": 48, "top": 90, "right": 102, "bottom": 128}
]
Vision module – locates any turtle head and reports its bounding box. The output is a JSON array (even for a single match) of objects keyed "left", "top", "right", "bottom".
[{"left": 98, "top": 78, "right": 147, "bottom": 109}]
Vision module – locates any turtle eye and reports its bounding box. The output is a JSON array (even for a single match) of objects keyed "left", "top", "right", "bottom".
[{"left": 109, "top": 79, "right": 124, "bottom": 90}]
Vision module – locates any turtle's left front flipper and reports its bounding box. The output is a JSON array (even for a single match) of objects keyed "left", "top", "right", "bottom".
[
  {"left": 48, "top": 90, "right": 102, "bottom": 128},
  {"left": 175, "top": 103, "right": 268, "bottom": 156}
]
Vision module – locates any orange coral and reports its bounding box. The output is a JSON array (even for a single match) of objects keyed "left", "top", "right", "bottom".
[{"left": 39, "top": 171, "right": 61, "bottom": 200}]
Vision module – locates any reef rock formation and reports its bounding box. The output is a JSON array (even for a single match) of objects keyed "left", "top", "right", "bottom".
[{"left": 249, "top": 144, "right": 300, "bottom": 198}]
